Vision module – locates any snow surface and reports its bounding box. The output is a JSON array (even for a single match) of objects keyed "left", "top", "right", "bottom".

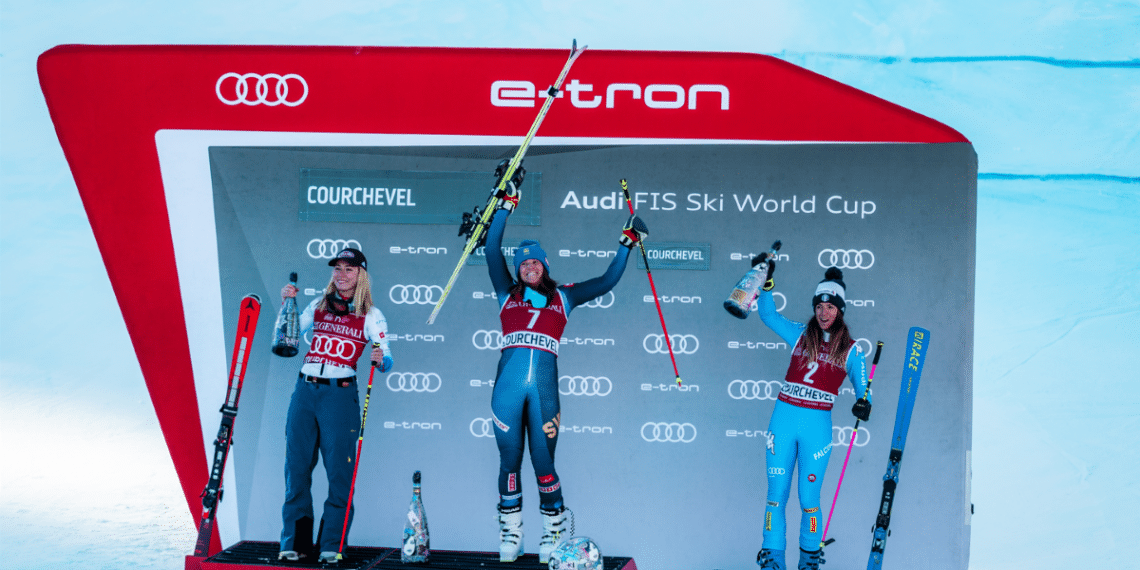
[{"left": 2, "top": 1, "right": 1138, "bottom": 569}]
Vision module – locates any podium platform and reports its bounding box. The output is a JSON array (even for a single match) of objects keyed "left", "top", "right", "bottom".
[{"left": 186, "top": 541, "right": 638, "bottom": 570}]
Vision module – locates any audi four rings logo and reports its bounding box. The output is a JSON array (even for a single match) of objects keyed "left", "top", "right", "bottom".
[
  {"left": 559, "top": 376, "right": 613, "bottom": 397},
  {"left": 727, "top": 379, "right": 782, "bottom": 400},
  {"left": 580, "top": 292, "right": 615, "bottom": 309},
  {"left": 471, "top": 330, "right": 504, "bottom": 350},
  {"left": 470, "top": 418, "right": 494, "bottom": 438},
  {"left": 308, "top": 239, "right": 362, "bottom": 259},
  {"left": 833, "top": 426, "right": 870, "bottom": 447},
  {"left": 641, "top": 422, "right": 697, "bottom": 443},
  {"left": 216, "top": 72, "right": 308, "bottom": 106},
  {"left": 643, "top": 334, "right": 699, "bottom": 355},
  {"left": 386, "top": 372, "right": 442, "bottom": 393},
  {"left": 309, "top": 336, "right": 357, "bottom": 359},
  {"left": 389, "top": 285, "right": 443, "bottom": 305},
  {"left": 818, "top": 249, "right": 875, "bottom": 269}
]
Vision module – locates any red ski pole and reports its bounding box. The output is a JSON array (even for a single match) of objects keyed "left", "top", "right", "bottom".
[
  {"left": 821, "top": 340, "right": 883, "bottom": 549},
  {"left": 337, "top": 343, "right": 382, "bottom": 560},
  {"left": 621, "top": 179, "right": 682, "bottom": 386}
]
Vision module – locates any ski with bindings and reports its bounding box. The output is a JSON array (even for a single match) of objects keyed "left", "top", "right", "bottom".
[
  {"left": 867, "top": 327, "right": 930, "bottom": 570},
  {"left": 427, "top": 39, "right": 587, "bottom": 325},
  {"left": 193, "top": 293, "right": 262, "bottom": 557}
]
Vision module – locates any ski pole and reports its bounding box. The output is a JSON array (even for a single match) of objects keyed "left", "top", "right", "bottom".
[
  {"left": 821, "top": 340, "right": 883, "bottom": 549},
  {"left": 337, "top": 342, "right": 383, "bottom": 560},
  {"left": 621, "top": 179, "right": 682, "bottom": 387}
]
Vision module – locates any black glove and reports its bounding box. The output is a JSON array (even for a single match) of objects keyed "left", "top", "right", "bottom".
[
  {"left": 492, "top": 159, "right": 525, "bottom": 212},
  {"left": 620, "top": 215, "right": 649, "bottom": 247},
  {"left": 751, "top": 252, "right": 776, "bottom": 291},
  {"left": 852, "top": 398, "right": 871, "bottom": 422}
]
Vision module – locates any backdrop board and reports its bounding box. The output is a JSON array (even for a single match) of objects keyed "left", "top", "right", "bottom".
[{"left": 40, "top": 45, "right": 975, "bottom": 570}]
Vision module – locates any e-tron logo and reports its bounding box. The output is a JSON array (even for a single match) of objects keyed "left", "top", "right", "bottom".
[
  {"left": 580, "top": 292, "right": 615, "bottom": 309},
  {"left": 855, "top": 338, "right": 874, "bottom": 357},
  {"left": 641, "top": 422, "right": 697, "bottom": 443},
  {"left": 727, "top": 379, "right": 782, "bottom": 400},
  {"left": 833, "top": 426, "right": 870, "bottom": 447},
  {"left": 216, "top": 73, "right": 308, "bottom": 106},
  {"left": 643, "top": 334, "right": 699, "bottom": 355},
  {"left": 386, "top": 372, "right": 442, "bottom": 393},
  {"left": 308, "top": 239, "right": 361, "bottom": 259},
  {"left": 309, "top": 335, "right": 357, "bottom": 359},
  {"left": 470, "top": 418, "right": 494, "bottom": 438},
  {"left": 389, "top": 285, "right": 443, "bottom": 305},
  {"left": 818, "top": 249, "right": 875, "bottom": 269},
  {"left": 472, "top": 330, "right": 504, "bottom": 350},
  {"left": 559, "top": 376, "right": 612, "bottom": 397}
]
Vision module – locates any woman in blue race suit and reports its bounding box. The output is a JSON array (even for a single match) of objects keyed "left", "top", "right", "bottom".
[
  {"left": 752, "top": 261, "right": 872, "bottom": 570},
  {"left": 483, "top": 165, "right": 647, "bottom": 563}
]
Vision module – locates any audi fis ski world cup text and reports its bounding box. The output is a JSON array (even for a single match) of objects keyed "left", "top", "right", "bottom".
[{"left": 560, "top": 191, "right": 876, "bottom": 218}]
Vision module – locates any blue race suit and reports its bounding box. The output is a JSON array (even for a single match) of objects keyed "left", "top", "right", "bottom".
[
  {"left": 486, "top": 208, "right": 631, "bottom": 511},
  {"left": 756, "top": 290, "right": 868, "bottom": 552}
]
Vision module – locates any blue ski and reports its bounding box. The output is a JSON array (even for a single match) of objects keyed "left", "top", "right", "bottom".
[{"left": 867, "top": 327, "right": 930, "bottom": 570}]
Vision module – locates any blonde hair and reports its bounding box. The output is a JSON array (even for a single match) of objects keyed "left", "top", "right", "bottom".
[{"left": 316, "top": 267, "right": 374, "bottom": 316}]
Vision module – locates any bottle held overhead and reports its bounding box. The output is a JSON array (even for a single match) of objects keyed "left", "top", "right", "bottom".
[{"left": 724, "top": 240, "right": 781, "bottom": 319}]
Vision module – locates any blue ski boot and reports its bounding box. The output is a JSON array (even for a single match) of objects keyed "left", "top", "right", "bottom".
[
  {"left": 757, "top": 548, "right": 786, "bottom": 569},
  {"left": 798, "top": 548, "right": 822, "bottom": 570}
]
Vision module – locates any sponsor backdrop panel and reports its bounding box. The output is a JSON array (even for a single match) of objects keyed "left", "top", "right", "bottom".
[{"left": 210, "top": 142, "right": 974, "bottom": 570}]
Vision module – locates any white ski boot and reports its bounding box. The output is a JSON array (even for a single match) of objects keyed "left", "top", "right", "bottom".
[
  {"left": 539, "top": 506, "right": 572, "bottom": 564},
  {"left": 498, "top": 506, "right": 524, "bottom": 562}
]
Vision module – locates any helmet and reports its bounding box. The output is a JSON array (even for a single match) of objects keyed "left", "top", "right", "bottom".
[{"left": 548, "top": 536, "right": 603, "bottom": 570}]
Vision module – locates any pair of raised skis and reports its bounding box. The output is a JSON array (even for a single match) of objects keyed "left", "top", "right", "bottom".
[
  {"left": 425, "top": 40, "right": 683, "bottom": 386},
  {"left": 819, "top": 327, "right": 931, "bottom": 569}
]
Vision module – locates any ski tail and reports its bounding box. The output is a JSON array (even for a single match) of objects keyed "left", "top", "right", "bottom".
[
  {"left": 194, "top": 294, "right": 262, "bottom": 557},
  {"left": 427, "top": 40, "right": 586, "bottom": 325},
  {"left": 867, "top": 327, "right": 929, "bottom": 570}
]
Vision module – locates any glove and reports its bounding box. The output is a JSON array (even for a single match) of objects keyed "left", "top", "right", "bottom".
[
  {"left": 751, "top": 252, "right": 776, "bottom": 291},
  {"left": 852, "top": 398, "right": 871, "bottom": 422},
  {"left": 492, "top": 159, "right": 525, "bottom": 212},
  {"left": 619, "top": 215, "right": 649, "bottom": 248}
]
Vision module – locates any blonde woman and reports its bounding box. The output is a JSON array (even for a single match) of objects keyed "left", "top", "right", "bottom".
[{"left": 278, "top": 248, "right": 393, "bottom": 563}]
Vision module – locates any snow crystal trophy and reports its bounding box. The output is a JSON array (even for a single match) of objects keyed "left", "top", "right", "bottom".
[
  {"left": 724, "top": 240, "right": 781, "bottom": 319},
  {"left": 402, "top": 470, "right": 430, "bottom": 563},
  {"left": 271, "top": 272, "right": 300, "bottom": 357}
]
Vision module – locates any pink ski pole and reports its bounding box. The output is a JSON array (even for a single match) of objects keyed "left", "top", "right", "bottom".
[{"left": 821, "top": 340, "right": 883, "bottom": 549}]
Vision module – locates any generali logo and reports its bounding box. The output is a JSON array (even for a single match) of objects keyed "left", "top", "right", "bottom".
[{"left": 491, "top": 79, "right": 729, "bottom": 110}]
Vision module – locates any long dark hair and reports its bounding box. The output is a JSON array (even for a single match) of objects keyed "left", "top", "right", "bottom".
[
  {"left": 800, "top": 310, "right": 854, "bottom": 369},
  {"left": 510, "top": 267, "right": 558, "bottom": 305}
]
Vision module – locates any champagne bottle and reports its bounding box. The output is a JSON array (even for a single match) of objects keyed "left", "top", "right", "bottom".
[
  {"left": 724, "top": 240, "right": 781, "bottom": 319},
  {"left": 271, "top": 272, "right": 301, "bottom": 357},
  {"left": 401, "top": 471, "right": 430, "bottom": 563}
]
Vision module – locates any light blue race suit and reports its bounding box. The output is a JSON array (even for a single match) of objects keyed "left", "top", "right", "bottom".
[
  {"left": 486, "top": 208, "right": 631, "bottom": 511},
  {"left": 756, "top": 290, "right": 868, "bottom": 552}
]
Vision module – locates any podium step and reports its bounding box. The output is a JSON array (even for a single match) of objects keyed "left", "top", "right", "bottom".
[{"left": 186, "top": 541, "right": 637, "bottom": 570}]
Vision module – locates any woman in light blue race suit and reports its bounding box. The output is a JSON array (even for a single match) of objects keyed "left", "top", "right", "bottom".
[{"left": 752, "top": 263, "right": 871, "bottom": 570}]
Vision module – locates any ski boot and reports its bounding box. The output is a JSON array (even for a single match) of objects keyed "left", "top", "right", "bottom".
[
  {"left": 278, "top": 550, "right": 303, "bottom": 561},
  {"left": 757, "top": 548, "right": 786, "bottom": 569},
  {"left": 498, "top": 505, "right": 524, "bottom": 562},
  {"left": 797, "top": 547, "right": 822, "bottom": 570},
  {"left": 539, "top": 506, "right": 572, "bottom": 564},
  {"left": 318, "top": 551, "right": 340, "bottom": 564}
]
